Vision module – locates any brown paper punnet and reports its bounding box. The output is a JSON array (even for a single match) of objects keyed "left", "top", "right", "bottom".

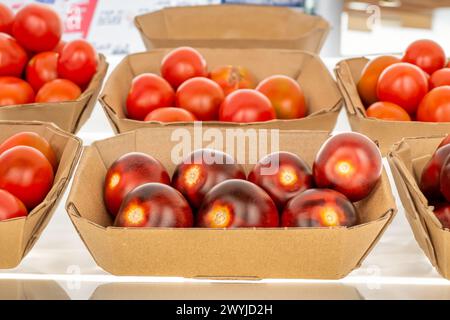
[
  {"left": 135, "top": 5, "right": 329, "bottom": 53},
  {"left": 0, "top": 55, "right": 108, "bottom": 134},
  {"left": 66, "top": 127, "right": 396, "bottom": 279},
  {"left": 100, "top": 48, "right": 342, "bottom": 134},
  {"left": 335, "top": 58, "right": 450, "bottom": 155},
  {"left": 388, "top": 135, "right": 450, "bottom": 279},
  {"left": 0, "top": 121, "right": 82, "bottom": 269}
]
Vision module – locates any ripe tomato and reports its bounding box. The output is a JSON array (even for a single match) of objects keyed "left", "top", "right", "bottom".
[
  {"left": 0, "top": 33, "right": 28, "bottom": 77},
  {"left": 161, "top": 47, "right": 207, "bottom": 89},
  {"left": 0, "top": 132, "right": 57, "bottom": 169},
  {"left": 377, "top": 62, "right": 428, "bottom": 114},
  {"left": 175, "top": 77, "right": 224, "bottom": 121},
  {"left": 209, "top": 65, "right": 256, "bottom": 96},
  {"left": 0, "top": 189, "right": 28, "bottom": 222},
  {"left": 57, "top": 39, "right": 98, "bottom": 88},
  {"left": 441, "top": 156, "right": 450, "bottom": 202},
  {"left": 256, "top": 75, "right": 307, "bottom": 119},
  {"left": 26, "top": 51, "right": 58, "bottom": 91},
  {"left": 0, "top": 4, "right": 14, "bottom": 35},
  {"left": 366, "top": 101, "right": 411, "bottom": 121},
  {"left": 402, "top": 39, "right": 446, "bottom": 75},
  {"left": 36, "top": 79, "right": 81, "bottom": 103},
  {"left": 434, "top": 204, "right": 450, "bottom": 229},
  {"left": 52, "top": 40, "right": 66, "bottom": 55},
  {"left": 12, "top": 3, "right": 62, "bottom": 53},
  {"left": 439, "top": 135, "right": 450, "bottom": 148},
  {"left": 0, "top": 146, "right": 54, "bottom": 209},
  {"left": 219, "top": 89, "right": 276, "bottom": 123},
  {"left": 144, "top": 107, "right": 196, "bottom": 122},
  {"left": 0, "top": 77, "right": 34, "bottom": 106},
  {"left": 126, "top": 73, "right": 175, "bottom": 121},
  {"left": 357, "top": 55, "right": 400, "bottom": 106},
  {"left": 419, "top": 144, "right": 450, "bottom": 201},
  {"left": 417, "top": 86, "right": 450, "bottom": 122},
  {"left": 430, "top": 68, "right": 450, "bottom": 89}
]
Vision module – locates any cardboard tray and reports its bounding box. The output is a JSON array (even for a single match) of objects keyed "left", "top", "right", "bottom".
[
  {"left": 335, "top": 57, "right": 450, "bottom": 155},
  {"left": 134, "top": 5, "right": 329, "bottom": 53},
  {"left": 0, "top": 55, "right": 108, "bottom": 134},
  {"left": 0, "top": 121, "right": 83, "bottom": 269},
  {"left": 100, "top": 48, "right": 342, "bottom": 134},
  {"left": 66, "top": 127, "right": 396, "bottom": 279},
  {"left": 388, "top": 135, "right": 450, "bottom": 280}
]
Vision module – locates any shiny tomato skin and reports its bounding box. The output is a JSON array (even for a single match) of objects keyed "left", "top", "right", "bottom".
[
  {"left": 0, "top": 33, "right": 28, "bottom": 77},
  {"left": 438, "top": 135, "right": 450, "bottom": 148},
  {"left": 0, "top": 4, "right": 14, "bottom": 35},
  {"left": 430, "top": 68, "right": 450, "bottom": 89},
  {"left": 420, "top": 144, "right": 450, "bottom": 201},
  {"left": 313, "top": 132, "right": 382, "bottom": 202},
  {"left": 366, "top": 101, "right": 411, "bottom": 121},
  {"left": 219, "top": 89, "right": 276, "bottom": 123},
  {"left": 26, "top": 51, "right": 58, "bottom": 91},
  {"left": 104, "top": 152, "right": 171, "bottom": 217},
  {"left": 36, "top": 79, "right": 81, "bottom": 103},
  {"left": 434, "top": 203, "right": 450, "bottom": 229},
  {"left": 52, "top": 40, "right": 66, "bottom": 55},
  {"left": 175, "top": 77, "right": 224, "bottom": 121},
  {"left": 0, "top": 77, "right": 35, "bottom": 106},
  {"left": 256, "top": 75, "right": 307, "bottom": 119},
  {"left": 416, "top": 86, "right": 450, "bottom": 122},
  {"left": 161, "top": 47, "right": 207, "bottom": 89},
  {"left": 115, "top": 183, "right": 193, "bottom": 228},
  {"left": 197, "top": 179, "right": 279, "bottom": 228},
  {"left": 281, "top": 188, "right": 357, "bottom": 227},
  {"left": 0, "top": 189, "right": 28, "bottom": 222},
  {"left": 0, "top": 146, "right": 54, "bottom": 209},
  {"left": 144, "top": 107, "right": 196, "bottom": 122},
  {"left": 440, "top": 156, "right": 450, "bottom": 202},
  {"left": 377, "top": 62, "right": 429, "bottom": 114},
  {"left": 402, "top": 39, "right": 446, "bottom": 75},
  {"left": 209, "top": 65, "right": 256, "bottom": 96},
  {"left": 126, "top": 73, "right": 175, "bottom": 121},
  {"left": 12, "top": 3, "right": 62, "bottom": 53}
]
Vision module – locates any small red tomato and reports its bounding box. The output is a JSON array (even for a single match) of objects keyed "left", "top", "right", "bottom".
[
  {"left": 197, "top": 179, "right": 279, "bottom": 228},
  {"left": 0, "top": 189, "right": 28, "bottom": 222},
  {"left": 57, "top": 39, "right": 98, "bottom": 88},
  {"left": 438, "top": 135, "right": 450, "bottom": 148},
  {"left": 172, "top": 149, "right": 246, "bottom": 209},
  {"left": 434, "top": 204, "right": 450, "bottom": 229},
  {"left": 144, "top": 107, "right": 196, "bottom": 122},
  {"left": 115, "top": 183, "right": 193, "bottom": 228},
  {"left": 209, "top": 65, "right": 256, "bottom": 96},
  {"left": 104, "top": 152, "right": 170, "bottom": 217},
  {"left": 161, "top": 47, "right": 207, "bottom": 89},
  {"left": 126, "top": 73, "right": 175, "bottom": 121},
  {"left": 26, "top": 51, "right": 58, "bottom": 91},
  {"left": 0, "top": 4, "right": 14, "bottom": 35},
  {"left": 416, "top": 86, "right": 450, "bottom": 122},
  {"left": 440, "top": 156, "right": 450, "bottom": 202},
  {"left": 36, "top": 79, "right": 81, "bottom": 103},
  {"left": 176, "top": 77, "right": 224, "bottom": 121},
  {"left": 248, "top": 151, "right": 314, "bottom": 210},
  {"left": 366, "top": 101, "right": 411, "bottom": 121},
  {"left": 377, "top": 62, "right": 429, "bottom": 114},
  {"left": 0, "top": 77, "right": 35, "bottom": 106},
  {"left": 12, "top": 3, "right": 62, "bottom": 53},
  {"left": 313, "top": 132, "right": 382, "bottom": 202},
  {"left": 281, "top": 189, "right": 357, "bottom": 227},
  {"left": 0, "top": 146, "right": 54, "bottom": 209},
  {"left": 219, "top": 89, "right": 276, "bottom": 123},
  {"left": 420, "top": 144, "right": 450, "bottom": 201},
  {"left": 0, "top": 33, "right": 28, "bottom": 77},
  {"left": 256, "top": 75, "right": 307, "bottom": 119},
  {"left": 402, "top": 39, "right": 446, "bottom": 75},
  {"left": 430, "top": 68, "right": 450, "bottom": 89}
]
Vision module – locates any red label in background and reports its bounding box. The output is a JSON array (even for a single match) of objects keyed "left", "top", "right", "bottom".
[{"left": 65, "top": 0, "right": 98, "bottom": 38}]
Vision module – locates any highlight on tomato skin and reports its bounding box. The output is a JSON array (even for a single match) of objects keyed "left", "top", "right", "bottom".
[
  {"left": 420, "top": 144, "right": 450, "bottom": 201},
  {"left": 434, "top": 203, "right": 450, "bottom": 229}
]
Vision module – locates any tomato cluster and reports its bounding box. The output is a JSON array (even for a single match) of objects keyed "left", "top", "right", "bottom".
[
  {"left": 357, "top": 39, "right": 450, "bottom": 122},
  {"left": 0, "top": 132, "right": 56, "bottom": 222},
  {"left": 0, "top": 3, "right": 98, "bottom": 107},
  {"left": 420, "top": 136, "right": 450, "bottom": 228},
  {"left": 103, "top": 133, "right": 381, "bottom": 228},
  {"left": 126, "top": 47, "right": 307, "bottom": 123}
]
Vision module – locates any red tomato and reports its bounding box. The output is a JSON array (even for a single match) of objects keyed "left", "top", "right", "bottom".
[
  {"left": 12, "top": 3, "right": 62, "bottom": 53},
  {"left": 26, "top": 51, "right": 58, "bottom": 91},
  {"left": 0, "top": 4, "right": 14, "bottom": 35},
  {"left": 0, "top": 33, "right": 28, "bottom": 77},
  {"left": 419, "top": 144, "right": 450, "bottom": 201},
  {"left": 160, "top": 47, "right": 207, "bottom": 89},
  {"left": 377, "top": 62, "right": 429, "bottom": 114},
  {"left": 57, "top": 39, "right": 98, "bottom": 88},
  {"left": 0, "top": 146, "right": 54, "bottom": 209},
  {"left": 441, "top": 156, "right": 450, "bottom": 202},
  {"left": 366, "top": 101, "right": 411, "bottom": 121},
  {"left": 402, "top": 39, "right": 446, "bottom": 75},
  {"left": 209, "top": 65, "right": 256, "bottom": 96},
  {"left": 430, "top": 68, "right": 450, "bottom": 89},
  {"left": 434, "top": 204, "right": 450, "bottom": 229},
  {"left": 439, "top": 135, "right": 450, "bottom": 148},
  {"left": 36, "top": 79, "right": 81, "bottom": 103},
  {"left": 52, "top": 40, "right": 66, "bottom": 55},
  {"left": 0, "top": 131, "right": 57, "bottom": 169},
  {"left": 0, "top": 77, "right": 34, "bottom": 106},
  {"left": 175, "top": 77, "right": 224, "bottom": 121},
  {"left": 417, "top": 86, "right": 450, "bottom": 122},
  {"left": 144, "top": 107, "right": 196, "bottom": 122},
  {"left": 256, "top": 75, "right": 307, "bottom": 119},
  {"left": 0, "top": 189, "right": 28, "bottom": 222},
  {"left": 126, "top": 73, "right": 175, "bottom": 121},
  {"left": 219, "top": 89, "right": 276, "bottom": 123}
]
